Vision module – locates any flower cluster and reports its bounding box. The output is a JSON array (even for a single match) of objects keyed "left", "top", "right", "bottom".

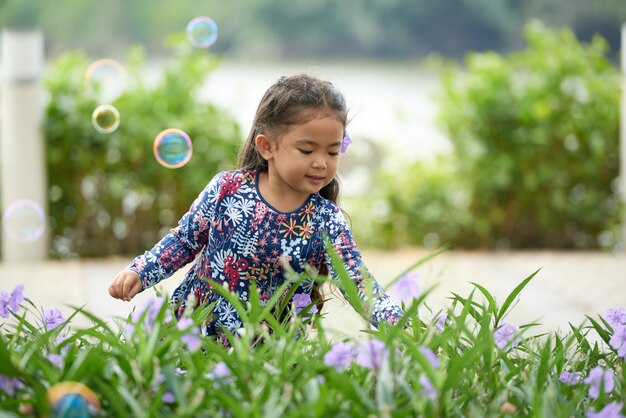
[
  {"left": 293, "top": 293, "right": 318, "bottom": 315},
  {"left": 388, "top": 271, "right": 421, "bottom": 304},
  {"left": 586, "top": 403, "right": 625, "bottom": 418},
  {"left": 606, "top": 308, "right": 626, "bottom": 359},
  {"left": 0, "top": 284, "right": 24, "bottom": 318},
  {"left": 41, "top": 307, "right": 65, "bottom": 331},
  {"left": 494, "top": 322, "right": 520, "bottom": 352},
  {"left": 177, "top": 318, "right": 202, "bottom": 352},
  {"left": 324, "top": 339, "right": 393, "bottom": 372},
  {"left": 124, "top": 296, "right": 172, "bottom": 335},
  {"left": 584, "top": 366, "right": 615, "bottom": 400}
]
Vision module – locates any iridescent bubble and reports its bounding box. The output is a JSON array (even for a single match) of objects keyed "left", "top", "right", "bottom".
[
  {"left": 85, "top": 58, "right": 127, "bottom": 103},
  {"left": 2, "top": 199, "right": 46, "bottom": 242},
  {"left": 48, "top": 381, "right": 100, "bottom": 418},
  {"left": 153, "top": 128, "right": 193, "bottom": 168},
  {"left": 186, "top": 16, "right": 218, "bottom": 48},
  {"left": 91, "top": 104, "right": 120, "bottom": 134}
]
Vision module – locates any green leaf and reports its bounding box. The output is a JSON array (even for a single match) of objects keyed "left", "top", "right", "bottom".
[
  {"left": 586, "top": 315, "right": 612, "bottom": 346},
  {"left": 470, "top": 281, "right": 498, "bottom": 318},
  {"left": 323, "top": 235, "right": 364, "bottom": 315},
  {"left": 0, "top": 334, "right": 20, "bottom": 376},
  {"left": 496, "top": 269, "right": 541, "bottom": 325}
]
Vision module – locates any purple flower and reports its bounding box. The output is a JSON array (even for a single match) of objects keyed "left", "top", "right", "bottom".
[
  {"left": 55, "top": 336, "right": 71, "bottom": 355},
  {"left": 432, "top": 312, "right": 447, "bottom": 332},
  {"left": 586, "top": 402, "right": 625, "bottom": 418},
  {"left": 177, "top": 317, "right": 194, "bottom": 330},
  {"left": 293, "top": 293, "right": 318, "bottom": 314},
  {"left": 207, "top": 362, "right": 233, "bottom": 387},
  {"left": 605, "top": 308, "right": 626, "bottom": 328},
  {"left": 162, "top": 392, "right": 176, "bottom": 404},
  {"left": 0, "top": 284, "right": 25, "bottom": 318},
  {"left": 388, "top": 271, "right": 421, "bottom": 303},
  {"left": 46, "top": 354, "right": 64, "bottom": 369},
  {"left": 0, "top": 375, "right": 24, "bottom": 397},
  {"left": 340, "top": 131, "right": 352, "bottom": 154},
  {"left": 153, "top": 373, "right": 166, "bottom": 386},
  {"left": 559, "top": 370, "right": 582, "bottom": 385},
  {"left": 128, "top": 296, "right": 170, "bottom": 333},
  {"left": 0, "top": 293, "right": 11, "bottom": 318},
  {"left": 355, "top": 339, "right": 389, "bottom": 370},
  {"left": 494, "top": 323, "right": 520, "bottom": 351},
  {"left": 419, "top": 346, "right": 440, "bottom": 368},
  {"left": 212, "top": 362, "right": 231, "bottom": 378},
  {"left": 181, "top": 333, "right": 202, "bottom": 351},
  {"left": 177, "top": 318, "right": 202, "bottom": 351},
  {"left": 418, "top": 375, "right": 437, "bottom": 400},
  {"left": 584, "top": 366, "right": 615, "bottom": 399},
  {"left": 41, "top": 307, "right": 65, "bottom": 331},
  {"left": 324, "top": 341, "right": 356, "bottom": 372},
  {"left": 609, "top": 325, "right": 626, "bottom": 358}
]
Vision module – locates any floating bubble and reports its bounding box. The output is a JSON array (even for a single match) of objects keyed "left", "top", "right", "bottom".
[
  {"left": 85, "top": 58, "right": 127, "bottom": 103},
  {"left": 186, "top": 16, "right": 218, "bottom": 48},
  {"left": 91, "top": 104, "right": 120, "bottom": 134},
  {"left": 48, "top": 381, "right": 100, "bottom": 418},
  {"left": 2, "top": 199, "right": 45, "bottom": 242},
  {"left": 153, "top": 128, "right": 193, "bottom": 168}
]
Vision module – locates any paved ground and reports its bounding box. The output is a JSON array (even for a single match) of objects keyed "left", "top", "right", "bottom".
[{"left": 1, "top": 249, "right": 625, "bottom": 340}]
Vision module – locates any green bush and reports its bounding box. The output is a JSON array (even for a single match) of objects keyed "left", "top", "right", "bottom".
[
  {"left": 44, "top": 39, "right": 241, "bottom": 258},
  {"left": 345, "top": 155, "right": 472, "bottom": 249},
  {"left": 435, "top": 20, "right": 621, "bottom": 249}
]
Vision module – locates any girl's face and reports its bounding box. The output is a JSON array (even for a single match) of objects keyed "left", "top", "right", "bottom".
[{"left": 256, "top": 112, "right": 343, "bottom": 201}]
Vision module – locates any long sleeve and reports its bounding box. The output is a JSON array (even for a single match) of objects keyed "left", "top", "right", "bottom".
[
  {"left": 323, "top": 205, "right": 404, "bottom": 328},
  {"left": 129, "top": 172, "right": 225, "bottom": 290}
]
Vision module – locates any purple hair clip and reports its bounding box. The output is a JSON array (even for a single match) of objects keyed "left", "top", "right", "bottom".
[{"left": 341, "top": 131, "right": 352, "bottom": 154}]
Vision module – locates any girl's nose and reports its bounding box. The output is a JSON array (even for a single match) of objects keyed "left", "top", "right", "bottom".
[{"left": 312, "top": 158, "right": 326, "bottom": 169}]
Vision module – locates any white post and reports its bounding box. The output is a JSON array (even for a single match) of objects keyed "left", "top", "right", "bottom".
[
  {"left": 0, "top": 30, "right": 47, "bottom": 262},
  {"left": 621, "top": 24, "right": 626, "bottom": 252}
]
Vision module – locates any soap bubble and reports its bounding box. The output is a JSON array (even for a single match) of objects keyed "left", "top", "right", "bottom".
[
  {"left": 48, "top": 381, "right": 100, "bottom": 418},
  {"left": 2, "top": 199, "right": 46, "bottom": 242},
  {"left": 85, "top": 58, "right": 127, "bottom": 103},
  {"left": 153, "top": 128, "right": 193, "bottom": 168},
  {"left": 91, "top": 104, "right": 120, "bottom": 134},
  {"left": 186, "top": 16, "right": 218, "bottom": 48}
]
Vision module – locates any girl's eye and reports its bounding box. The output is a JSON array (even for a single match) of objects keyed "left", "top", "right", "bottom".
[
  {"left": 298, "top": 149, "right": 313, "bottom": 155},
  {"left": 329, "top": 152, "right": 340, "bottom": 157}
]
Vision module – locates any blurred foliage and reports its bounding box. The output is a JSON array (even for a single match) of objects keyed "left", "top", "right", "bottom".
[
  {"left": 0, "top": 0, "right": 625, "bottom": 60},
  {"left": 350, "top": 21, "right": 621, "bottom": 250},
  {"left": 345, "top": 156, "right": 472, "bottom": 250},
  {"left": 44, "top": 38, "right": 241, "bottom": 258}
]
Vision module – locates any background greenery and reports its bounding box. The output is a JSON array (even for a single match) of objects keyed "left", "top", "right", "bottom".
[
  {"left": 42, "top": 21, "right": 623, "bottom": 256},
  {"left": 0, "top": 0, "right": 625, "bottom": 61},
  {"left": 44, "top": 39, "right": 241, "bottom": 258},
  {"left": 347, "top": 21, "right": 621, "bottom": 251},
  {"left": 0, "top": 1, "right": 622, "bottom": 255}
]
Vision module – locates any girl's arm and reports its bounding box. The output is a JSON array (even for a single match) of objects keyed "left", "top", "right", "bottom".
[
  {"left": 323, "top": 206, "right": 404, "bottom": 328},
  {"left": 128, "top": 172, "right": 225, "bottom": 291}
]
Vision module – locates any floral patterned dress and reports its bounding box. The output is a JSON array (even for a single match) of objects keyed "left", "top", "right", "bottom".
[{"left": 130, "top": 169, "right": 403, "bottom": 344}]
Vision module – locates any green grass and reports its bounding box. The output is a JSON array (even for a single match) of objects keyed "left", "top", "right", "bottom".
[{"left": 0, "top": 250, "right": 624, "bottom": 417}]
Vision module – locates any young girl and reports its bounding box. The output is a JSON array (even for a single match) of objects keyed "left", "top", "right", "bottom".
[{"left": 108, "top": 74, "right": 404, "bottom": 345}]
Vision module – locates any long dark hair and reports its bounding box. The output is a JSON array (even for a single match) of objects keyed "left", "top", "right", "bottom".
[
  {"left": 237, "top": 74, "right": 349, "bottom": 313},
  {"left": 237, "top": 74, "right": 347, "bottom": 203}
]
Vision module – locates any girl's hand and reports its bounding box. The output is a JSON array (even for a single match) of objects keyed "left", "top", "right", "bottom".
[{"left": 108, "top": 269, "right": 142, "bottom": 301}]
